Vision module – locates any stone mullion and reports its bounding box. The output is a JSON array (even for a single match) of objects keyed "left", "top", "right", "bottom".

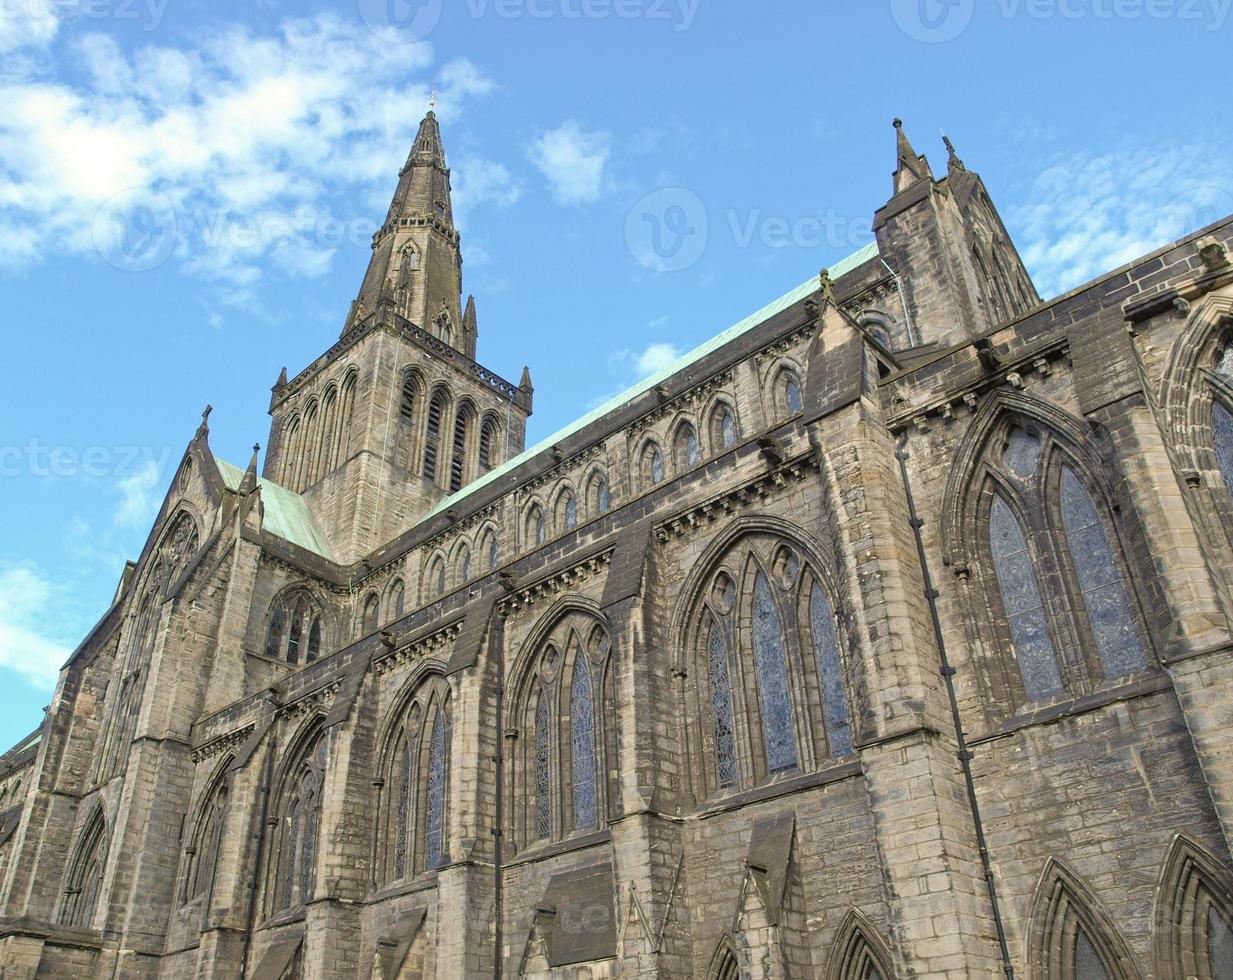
[
  {"left": 822, "top": 405, "right": 1001, "bottom": 977},
  {"left": 1097, "top": 398, "right": 1233, "bottom": 851}
]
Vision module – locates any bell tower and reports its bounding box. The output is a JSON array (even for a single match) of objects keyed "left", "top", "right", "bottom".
[{"left": 263, "top": 107, "right": 532, "bottom": 562}]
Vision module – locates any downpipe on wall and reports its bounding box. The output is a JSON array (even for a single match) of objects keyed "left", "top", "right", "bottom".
[
  {"left": 894, "top": 432, "right": 1015, "bottom": 979},
  {"left": 239, "top": 710, "right": 278, "bottom": 980}
]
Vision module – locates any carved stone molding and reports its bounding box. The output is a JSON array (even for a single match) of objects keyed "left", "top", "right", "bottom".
[{"left": 191, "top": 724, "right": 255, "bottom": 764}]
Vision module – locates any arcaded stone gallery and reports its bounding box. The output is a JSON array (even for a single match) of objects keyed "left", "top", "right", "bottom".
[{"left": 1, "top": 111, "right": 1232, "bottom": 978}]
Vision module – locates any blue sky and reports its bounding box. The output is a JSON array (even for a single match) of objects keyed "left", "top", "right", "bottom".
[{"left": 0, "top": 0, "right": 1231, "bottom": 748}]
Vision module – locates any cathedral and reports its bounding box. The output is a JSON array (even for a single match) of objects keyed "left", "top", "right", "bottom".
[{"left": 2, "top": 106, "right": 1233, "bottom": 980}]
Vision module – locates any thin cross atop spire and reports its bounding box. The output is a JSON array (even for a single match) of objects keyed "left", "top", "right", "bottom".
[{"left": 429, "top": 82, "right": 437, "bottom": 113}]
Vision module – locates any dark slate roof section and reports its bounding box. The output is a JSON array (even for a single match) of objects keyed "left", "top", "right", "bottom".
[
  {"left": 540, "top": 862, "right": 617, "bottom": 967},
  {"left": 600, "top": 519, "right": 653, "bottom": 610}
]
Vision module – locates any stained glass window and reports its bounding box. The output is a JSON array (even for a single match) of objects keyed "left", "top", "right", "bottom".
[
  {"left": 810, "top": 582, "right": 853, "bottom": 757},
  {"left": 597, "top": 478, "right": 610, "bottom": 515},
  {"left": 300, "top": 776, "right": 317, "bottom": 902},
  {"left": 752, "top": 572, "right": 798, "bottom": 772},
  {"left": 720, "top": 407, "right": 737, "bottom": 450},
  {"left": 461, "top": 551, "right": 472, "bottom": 584},
  {"left": 990, "top": 495, "right": 1064, "bottom": 700},
  {"left": 530, "top": 507, "right": 545, "bottom": 546},
  {"left": 306, "top": 619, "right": 321, "bottom": 664},
  {"left": 1209, "top": 903, "right": 1233, "bottom": 978},
  {"left": 534, "top": 691, "right": 551, "bottom": 840},
  {"left": 678, "top": 424, "right": 701, "bottom": 468},
  {"left": 424, "top": 712, "right": 448, "bottom": 870},
  {"left": 565, "top": 494, "right": 577, "bottom": 530},
  {"left": 650, "top": 447, "right": 665, "bottom": 485},
  {"left": 1074, "top": 929, "right": 1111, "bottom": 980},
  {"left": 1004, "top": 427, "right": 1042, "bottom": 479},
  {"left": 281, "top": 801, "right": 299, "bottom": 909},
  {"left": 1214, "top": 401, "right": 1233, "bottom": 494},
  {"left": 394, "top": 738, "right": 411, "bottom": 879},
  {"left": 707, "top": 620, "right": 737, "bottom": 787},
  {"left": 1060, "top": 467, "right": 1146, "bottom": 680},
  {"left": 1219, "top": 342, "right": 1233, "bottom": 379},
  {"left": 570, "top": 657, "right": 598, "bottom": 830},
  {"left": 784, "top": 374, "right": 803, "bottom": 415},
  {"left": 486, "top": 533, "right": 499, "bottom": 571},
  {"left": 287, "top": 601, "right": 304, "bottom": 665},
  {"left": 435, "top": 560, "right": 446, "bottom": 597}
]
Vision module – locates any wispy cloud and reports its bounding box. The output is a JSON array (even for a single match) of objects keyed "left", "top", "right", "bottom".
[
  {"left": 528, "top": 120, "right": 612, "bottom": 206},
  {"left": 1010, "top": 137, "right": 1233, "bottom": 298},
  {"left": 0, "top": 564, "right": 71, "bottom": 689},
  {"left": 0, "top": 11, "right": 500, "bottom": 296}
]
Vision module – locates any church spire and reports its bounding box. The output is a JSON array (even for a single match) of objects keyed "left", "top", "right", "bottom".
[
  {"left": 352, "top": 104, "right": 463, "bottom": 343},
  {"left": 892, "top": 118, "right": 933, "bottom": 195}
]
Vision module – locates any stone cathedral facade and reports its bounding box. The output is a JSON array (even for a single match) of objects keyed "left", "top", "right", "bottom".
[{"left": 1, "top": 108, "right": 1233, "bottom": 980}]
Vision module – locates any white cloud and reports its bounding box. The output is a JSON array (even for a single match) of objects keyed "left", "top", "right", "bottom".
[
  {"left": 453, "top": 155, "right": 523, "bottom": 229},
  {"left": 1010, "top": 138, "right": 1233, "bottom": 298},
  {"left": 0, "top": 12, "right": 502, "bottom": 293},
  {"left": 634, "top": 342, "right": 681, "bottom": 376},
  {"left": 528, "top": 121, "right": 611, "bottom": 206},
  {"left": 0, "top": 565, "right": 70, "bottom": 688},
  {"left": 112, "top": 460, "right": 162, "bottom": 530}
]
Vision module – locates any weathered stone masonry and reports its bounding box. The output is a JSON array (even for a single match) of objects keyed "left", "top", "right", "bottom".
[{"left": 2, "top": 111, "right": 1233, "bottom": 979}]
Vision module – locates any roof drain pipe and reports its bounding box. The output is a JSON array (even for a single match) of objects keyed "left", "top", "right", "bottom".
[
  {"left": 492, "top": 610, "right": 506, "bottom": 980},
  {"left": 240, "top": 713, "right": 278, "bottom": 980},
  {"left": 894, "top": 432, "right": 1014, "bottom": 980},
  {"left": 881, "top": 257, "right": 919, "bottom": 349}
]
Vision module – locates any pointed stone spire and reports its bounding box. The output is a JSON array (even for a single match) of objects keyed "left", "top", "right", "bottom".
[
  {"left": 519, "top": 365, "right": 534, "bottom": 394},
  {"left": 240, "top": 443, "right": 260, "bottom": 495},
  {"left": 892, "top": 118, "right": 933, "bottom": 195},
  {"left": 274, "top": 366, "right": 288, "bottom": 390},
  {"left": 463, "top": 294, "right": 478, "bottom": 357},
  {"left": 943, "top": 133, "right": 966, "bottom": 174},
  {"left": 353, "top": 105, "right": 462, "bottom": 340}
]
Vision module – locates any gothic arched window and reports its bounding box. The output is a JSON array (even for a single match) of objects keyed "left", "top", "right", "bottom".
[
  {"left": 776, "top": 368, "right": 803, "bottom": 418},
  {"left": 380, "top": 681, "right": 452, "bottom": 882},
  {"left": 362, "top": 593, "right": 380, "bottom": 635},
  {"left": 388, "top": 579, "right": 406, "bottom": 620},
  {"left": 711, "top": 404, "right": 738, "bottom": 452},
  {"left": 526, "top": 505, "right": 546, "bottom": 549},
  {"left": 481, "top": 529, "right": 499, "bottom": 572},
  {"left": 398, "top": 371, "right": 423, "bottom": 475},
  {"left": 1207, "top": 340, "right": 1233, "bottom": 503},
  {"left": 514, "top": 613, "right": 614, "bottom": 849},
  {"left": 587, "top": 472, "right": 610, "bottom": 517},
  {"left": 423, "top": 388, "right": 449, "bottom": 483},
  {"left": 449, "top": 408, "right": 470, "bottom": 493},
  {"left": 642, "top": 443, "right": 665, "bottom": 487},
  {"left": 457, "top": 546, "right": 472, "bottom": 585},
  {"left": 425, "top": 556, "right": 446, "bottom": 601},
  {"left": 1028, "top": 861, "right": 1138, "bottom": 980},
  {"left": 479, "top": 417, "right": 499, "bottom": 471},
  {"left": 59, "top": 807, "right": 108, "bottom": 929},
  {"left": 265, "top": 591, "right": 325, "bottom": 666},
  {"left": 182, "top": 774, "right": 228, "bottom": 907},
  {"left": 270, "top": 731, "right": 327, "bottom": 914},
  {"left": 674, "top": 421, "right": 701, "bottom": 470},
  {"left": 682, "top": 531, "right": 855, "bottom": 800},
  {"left": 1155, "top": 835, "right": 1233, "bottom": 980},
  {"left": 976, "top": 421, "right": 1149, "bottom": 705},
  {"left": 557, "top": 490, "right": 578, "bottom": 532}
]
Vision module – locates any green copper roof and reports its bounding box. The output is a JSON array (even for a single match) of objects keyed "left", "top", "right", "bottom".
[
  {"left": 215, "top": 459, "right": 337, "bottom": 561},
  {"left": 420, "top": 242, "right": 880, "bottom": 526}
]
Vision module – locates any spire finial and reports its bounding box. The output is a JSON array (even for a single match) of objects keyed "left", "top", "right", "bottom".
[
  {"left": 891, "top": 116, "right": 931, "bottom": 195},
  {"left": 942, "top": 131, "right": 965, "bottom": 173},
  {"left": 429, "top": 82, "right": 437, "bottom": 114},
  {"left": 196, "top": 404, "right": 213, "bottom": 440}
]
